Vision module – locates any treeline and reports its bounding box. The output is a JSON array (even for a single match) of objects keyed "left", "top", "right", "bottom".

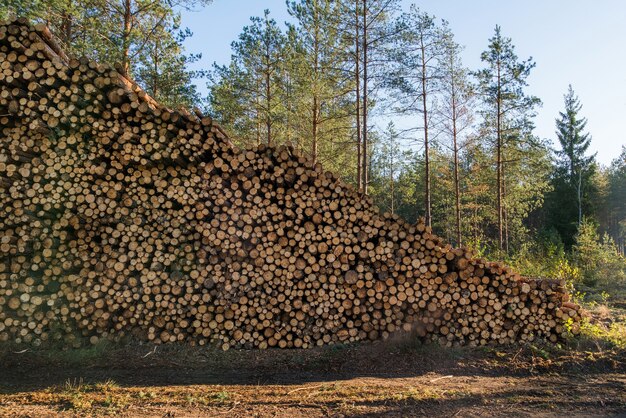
[
  {"left": 2, "top": 1, "right": 625, "bottom": 265},
  {"left": 207, "top": 1, "right": 625, "bottom": 262}
]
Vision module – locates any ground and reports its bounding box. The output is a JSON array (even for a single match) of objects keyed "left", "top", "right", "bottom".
[{"left": 1, "top": 296, "right": 625, "bottom": 417}]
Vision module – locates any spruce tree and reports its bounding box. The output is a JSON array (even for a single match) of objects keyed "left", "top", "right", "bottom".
[
  {"left": 547, "top": 85, "right": 597, "bottom": 247},
  {"left": 556, "top": 85, "right": 595, "bottom": 224},
  {"left": 607, "top": 147, "right": 626, "bottom": 254}
]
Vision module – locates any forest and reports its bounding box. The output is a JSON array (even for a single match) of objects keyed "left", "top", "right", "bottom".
[{"left": 2, "top": 0, "right": 625, "bottom": 291}]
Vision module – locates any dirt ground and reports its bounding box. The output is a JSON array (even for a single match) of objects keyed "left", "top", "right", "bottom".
[{"left": 0, "top": 331, "right": 624, "bottom": 418}]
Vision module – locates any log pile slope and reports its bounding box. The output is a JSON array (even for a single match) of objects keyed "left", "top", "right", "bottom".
[{"left": 0, "top": 19, "right": 583, "bottom": 349}]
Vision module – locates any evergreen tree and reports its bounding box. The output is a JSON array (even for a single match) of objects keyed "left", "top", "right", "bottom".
[
  {"left": 606, "top": 146, "right": 626, "bottom": 254},
  {"left": 546, "top": 85, "right": 597, "bottom": 247},
  {"left": 208, "top": 11, "right": 287, "bottom": 147},
  {"left": 135, "top": 16, "right": 205, "bottom": 109},
  {"left": 286, "top": 0, "right": 354, "bottom": 172},
  {"left": 437, "top": 30, "right": 475, "bottom": 246},
  {"left": 337, "top": 0, "right": 400, "bottom": 193},
  {"left": 475, "top": 25, "right": 541, "bottom": 251},
  {"left": 388, "top": 6, "right": 448, "bottom": 228},
  {"left": 1, "top": 0, "right": 210, "bottom": 103},
  {"left": 555, "top": 85, "right": 596, "bottom": 224},
  {"left": 208, "top": 61, "right": 259, "bottom": 145},
  {"left": 370, "top": 122, "right": 404, "bottom": 214}
]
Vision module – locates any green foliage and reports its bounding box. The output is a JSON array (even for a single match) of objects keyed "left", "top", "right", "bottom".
[
  {"left": 573, "top": 219, "right": 602, "bottom": 285},
  {"left": 571, "top": 218, "right": 626, "bottom": 286},
  {"left": 577, "top": 317, "right": 626, "bottom": 350},
  {"left": 555, "top": 85, "right": 595, "bottom": 177},
  {"left": 369, "top": 122, "right": 404, "bottom": 215},
  {"left": 208, "top": 10, "right": 288, "bottom": 147},
  {"left": 474, "top": 25, "right": 542, "bottom": 251},
  {"left": 605, "top": 146, "right": 626, "bottom": 255},
  {"left": 1, "top": 0, "right": 210, "bottom": 109},
  {"left": 387, "top": 5, "right": 447, "bottom": 115},
  {"left": 285, "top": 0, "right": 355, "bottom": 170},
  {"left": 135, "top": 17, "right": 206, "bottom": 109},
  {"left": 499, "top": 219, "right": 626, "bottom": 297},
  {"left": 545, "top": 85, "right": 598, "bottom": 247},
  {"left": 209, "top": 1, "right": 359, "bottom": 178}
]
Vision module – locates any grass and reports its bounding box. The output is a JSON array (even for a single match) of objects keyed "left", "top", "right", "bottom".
[{"left": 576, "top": 314, "right": 626, "bottom": 349}]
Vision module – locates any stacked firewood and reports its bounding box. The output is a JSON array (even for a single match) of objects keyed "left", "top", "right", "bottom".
[{"left": 0, "top": 18, "right": 583, "bottom": 350}]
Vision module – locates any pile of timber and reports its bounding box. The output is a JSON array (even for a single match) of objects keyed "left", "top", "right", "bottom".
[{"left": 0, "top": 18, "right": 583, "bottom": 350}]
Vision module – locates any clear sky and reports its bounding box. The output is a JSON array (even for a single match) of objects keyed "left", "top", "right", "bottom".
[{"left": 180, "top": 0, "right": 626, "bottom": 166}]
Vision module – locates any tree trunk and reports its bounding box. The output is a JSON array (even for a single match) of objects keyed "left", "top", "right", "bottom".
[
  {"left": 577, "top": 168, "right": 582, "bottom": 226},
  {"left": 390, "top": 138, "right": 395, "bottom": 214},
  {"left": 420, "top": 38, "right": 431, "bottom": 228},
  {"left": 503, "top": 164, "right": 509, "bottom": 253},
  {"left": 60, "top": 4, "right": 73, "bottom": 47},
  {"left": 496, "top": 60, "right": 503, "bottom": 250},
  {"left": 362, "top": 0, "right": 368, "bottom": 194},
  {"left": 452, "top": 92, "right": 461, "bottom": 246},
  {"left": 256, "top": 77, "right": 261, "bottom": 146},
  {"left": 355, "top": 0, "right": 362, "bottom": 192},
  {"left": 121, "top": 0, "right": 132, "bottom": 76},
  {"left": 312, "top": 7, "right": 320, "bottom": 167},
  {"left": 312, "top": 96, "right": 318, "bottom": 166},
  {"left": 151, "top": 40, "right": 159, "bottom": 98},
  {"left": 266, "top": 61, "right": 272, "bottom": 147}
]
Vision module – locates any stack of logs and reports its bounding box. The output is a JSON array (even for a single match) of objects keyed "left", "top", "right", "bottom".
[{"left": 0, "top": 18, "right": 583, "bottom": 350}]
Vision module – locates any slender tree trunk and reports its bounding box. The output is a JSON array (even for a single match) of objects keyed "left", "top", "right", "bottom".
[
  {"left": 420, "top": 38, "right": 431, "bottom": 228},
  {"left": 362, "top": 0, "right": 368, "bottom": 194},
  {"left": 152, "top": 41, "right": 159, "bottom": 98},
  {"left": 312, "top": 7, "right": 320, "bottom": 167},
  {"left": 452, "top": 93, "right": 461, "bottom": 246},
  {"left": 577, "top": 168, "right": 582, "bottom": 225},
  {"left": 496, "top": 60, "right": 503, "bottom": 250},
  {"left": 312, "top": 96, "right": 318, "bottom": 166},
  {"left": 122, "top": 0, "right": 132, "bottom": 76},
  {"left": 60, "top": 1, "right": 73, "bottom": 47},
  {"left": 266, "top": 64, "right": 272, "bottom": 147},
  {"left": 503, "top": 164, "right": 509, "bottom": 253},
  {"left": 355, "top": 0, "right": 362, "bottom": 192},
  {"left": 256, "top": 77, "right": 261, "bottom": 147},
  {"left": 390, "top": 141, "right": 395, "bottom": 214}
]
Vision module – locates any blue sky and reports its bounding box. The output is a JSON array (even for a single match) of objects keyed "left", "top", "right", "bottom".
[{"left": 180, "top": 0, "right": 626, "bottom": 166}]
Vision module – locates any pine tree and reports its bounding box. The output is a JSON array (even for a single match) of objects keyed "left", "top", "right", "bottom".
[
  {"left": 208, "top": 11, "right": 287, "bottom": 147},
  {"left": 135, "top": 16, "right": 205, "bottom": 109},
  {"left": 286, "top": 0, "right": 353, "bottom": 170},
  {"left": 208, "top": 61, "right": 259, "bottom": 145},
  {"left": 371, "top": 122, "right": 403, "bottom": 214},
  {"left": 388, "top": 6, "right": 447, "bottom": 228},
  {"left": 1, "top": 0, "right": 210, "bottom": 107},
  {"left": 475, "top": 25, "right": 541, "bottom": 251},
  {"left": 337, "top": 0, "right": 400, "bottom": 193},
  {"left": 437, "top": 30, "right": 474, "bottom": 246}
]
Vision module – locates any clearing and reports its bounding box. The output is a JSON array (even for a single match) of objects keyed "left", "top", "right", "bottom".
[{"left": 1, "top": 322, "right": 624, "bottom": 417}]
